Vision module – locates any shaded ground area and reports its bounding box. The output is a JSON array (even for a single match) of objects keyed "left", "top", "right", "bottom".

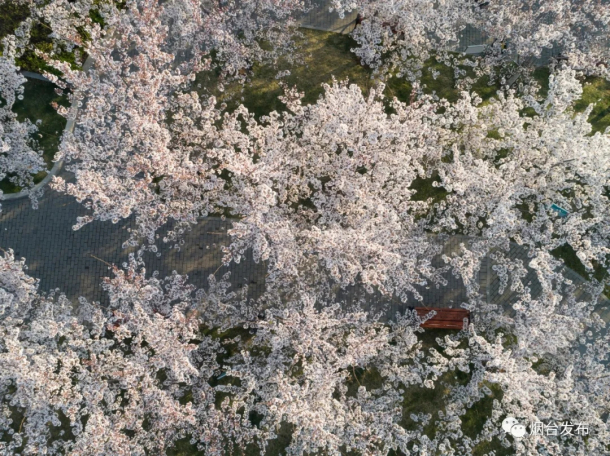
[
  {"left": 0, "top": 78, "right": 69, "bottom": 194},
  {"left": 296, "top": 0, "right": 359, "bottom": 34},
  {"left": 2, "top": 177, "right": 607, "bottom": 319},
  {"left": 0, "top": 178, "right": 267, "bottom": 306}
]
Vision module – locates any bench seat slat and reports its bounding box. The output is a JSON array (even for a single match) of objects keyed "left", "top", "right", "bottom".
[{"left": 414, "top": 307, "right": 471, "bottom": 330}]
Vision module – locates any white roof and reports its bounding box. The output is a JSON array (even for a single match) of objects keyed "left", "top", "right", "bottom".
[{"left": 464, "top": 44, "right": 487, "bottom": 55}]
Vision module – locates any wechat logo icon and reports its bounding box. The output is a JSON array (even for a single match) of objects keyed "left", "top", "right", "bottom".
[{"left": 502, "top": 417, "right": 527, "bottom": 438}]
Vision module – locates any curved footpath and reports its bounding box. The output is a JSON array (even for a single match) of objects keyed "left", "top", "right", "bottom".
[
  {"left": 0, "top": 179, "right": 607, "bottom": 319},
  {"left": 0, "top": 183, "right": 268, "bottom": 306}
]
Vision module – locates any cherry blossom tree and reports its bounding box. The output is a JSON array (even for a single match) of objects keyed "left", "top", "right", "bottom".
[
  {"left": 1, "top": 1, "right": 610, "bottom": 455},
  {"left": 226, "top": 254, "right": 609, "bottom": 455},
  {"left": 330, "top": 0, "right": 610, "bottom": 83},
  {"left": 17, "top": 2, "right": 608, "bottom": 304},
  {"left": 52, "top": 61, "right": 610, "bottom": 308},
  {"left": 207, "top": 70, "right": 610, "bottom": 455},
  {"left": 39, "top": 0, "right": 314, "bottom": 246},
  {"left": 209, "top": 80, "right": 452, "bottom": 301},
  {"left": 0, "top": 249, "right": 261, "bottom": 455},
  {"left": 232, "top": 298, "right": 420, "bottom": 455},
  {"left": 46, "top": 0, "right": 222, "bottom": 247},
  {"left": 1, "top": 244, "right": 609, "bottom": 455},
  {"left": 192, "top": 0, "right": 311, "bottom": 81},
  {"left": 0, "top": 35, "right": 46, "bottom": 207},
  {"left": 11, "top": 0, "right": 104, "bottom": 49},
  {"left": 187, "top": 69, "right": 609, "bottom": 307},
  {"left": 0, "top": 0, "right": 311, "bottom": 211},
  {"left": 0, "top": 0, "right": 115, "bottom": 210},
  {"left": 429, "top": 68, "right": 610, "bottom": 280}
]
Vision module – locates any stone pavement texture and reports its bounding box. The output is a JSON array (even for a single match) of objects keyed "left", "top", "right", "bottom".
[
  {"left": 296, "top": 0, "right": 359, "bottom": 34},
  {"left": 0, "top": 185, "right": 268, "bottom": 307},
  {"left": 1, "top": 180, "right": 607, "bottom": 321}
]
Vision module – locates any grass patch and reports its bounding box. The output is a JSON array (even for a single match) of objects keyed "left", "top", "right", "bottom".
[
  {"left": 166, "top": 437, "right": 207, "bottom": 456},
  {"left": 398, "top": 374, "right": 507, "bottom": 455},
  {"left": 385, "top": 56, "right": 501, "bottom": 106},
  {"left": 196, "top": 29, "right": 505, "bottom": 119},
  {"left": 551, "top": 244, "right": 610, "bottom": 297},
  {"left": 1, "top": 2, "right": 86, "bottom": 75},
  {"left": 338, "top": 329, "right": 508, "bottom": 455},
  {"left": 575, "top": 76, "right": 610, "bottom": 134},
  {"left": 531, "top": 67, "right": 551, "bottom": 100},
  {"left": 409, "top": 173, "right": 449, "bottom": 205},
  {"left": 532, "top": 66, "right": 610, "bottom": 133},
  {"left": 0, "top": 78, "right": 68, "bottom": 194},
  {"left": 0, "top": 2, "right": 29, "bottom": 42},
  {"left": 196, "top": 29, "right": 373, "bottom": 119},
  {"left": 13, "top": 79, "right": 69, "bottom": 169},
  {"left": 472, "top": 438, "right": 514, "bottom": 456},
  {"left": 551, "top": 244, "right": 590, "bottom": 279}
]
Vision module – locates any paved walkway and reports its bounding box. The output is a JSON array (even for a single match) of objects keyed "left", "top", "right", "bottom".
[
  {"left": 1, "top": 177, "right": 607, "bottom": 320},
  {"left": 296, "top": 0, "right": 359, "bottom": 34},
  {"left": 0, "top": 179, "right": 267, "bottom": 307}
]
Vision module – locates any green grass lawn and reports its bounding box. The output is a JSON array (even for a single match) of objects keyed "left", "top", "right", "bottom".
[
  {"left": 0, "top": 78, "right": 69, "bottom": 194},
  {"left": 195, "top": 28, "right": 506, "bottom": 119},
  {"left": 532, "top": 67, "right": 610, "bottom": 133},
  {"left": 196, "top": 29, "right": 373, "bottom": 119}
]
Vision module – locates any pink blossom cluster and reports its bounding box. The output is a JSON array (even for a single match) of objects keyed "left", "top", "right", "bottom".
[{"left": 0, "top": 1, "right": 609, "bottom": 454}]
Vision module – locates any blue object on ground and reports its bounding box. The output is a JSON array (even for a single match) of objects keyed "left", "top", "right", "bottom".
[
  {"left": 550, "top": 203, "right": 569, "bottom": 217},
  {"left": 217, "top": 372, "right": 227, "bottom": 379}
]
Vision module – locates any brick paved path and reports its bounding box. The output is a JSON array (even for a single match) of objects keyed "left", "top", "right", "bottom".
[
  {"left": 0, "top": 180, "right": 267, "bottom": 307},
  {"left": 1, "top": 179, "right": 607, "bottom": 320}
]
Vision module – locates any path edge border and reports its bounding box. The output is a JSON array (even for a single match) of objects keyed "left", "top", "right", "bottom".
[{"left": 2, "top": 57, "right": 93, "bottom": 201}]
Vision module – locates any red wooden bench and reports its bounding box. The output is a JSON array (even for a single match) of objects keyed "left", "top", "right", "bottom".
[{"left": 415, "top": 307, "right": 470, "bottom": 330}]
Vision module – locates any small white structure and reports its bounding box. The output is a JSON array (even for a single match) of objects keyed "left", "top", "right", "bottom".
[{"left": 464, "top": 44, "right": 487, "bottom": 55}]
